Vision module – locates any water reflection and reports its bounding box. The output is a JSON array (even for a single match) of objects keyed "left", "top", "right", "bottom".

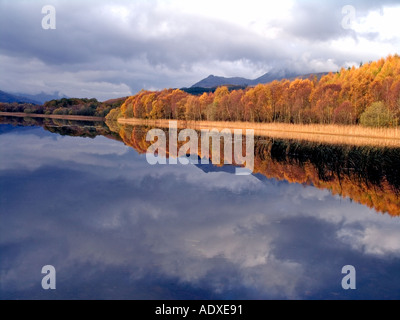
[
  {"left": 1, "top": 117, "right": 400, "bottom": 300},
  {"left": 0, "top": 116, "right": 120, "bottom": 140},
  {"left": 107, "top": 120, "right": 400, "bottom": 216}
]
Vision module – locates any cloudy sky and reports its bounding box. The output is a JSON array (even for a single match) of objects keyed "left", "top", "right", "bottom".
[{"left": 0, "top": 0, "right": 399, "bottom": 101}]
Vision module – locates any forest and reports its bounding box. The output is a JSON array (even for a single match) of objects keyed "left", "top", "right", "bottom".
[
  {"left": 108, "top": 55, "right": 400, "bottom": 127},
  {"left": 0, "top": 97, "right": 127, "bottom": 118}
]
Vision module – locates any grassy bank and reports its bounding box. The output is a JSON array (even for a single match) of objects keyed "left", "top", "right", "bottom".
[{"left": 117, "top": 118, "right": 400, "bottom": 147}]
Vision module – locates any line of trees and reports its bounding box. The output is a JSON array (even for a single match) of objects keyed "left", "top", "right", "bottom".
[
  {"left": 109, "top": 54, "right": 400, "bottom": 127},
  {"left": 0, "top": 97, "right": 127, "bottom": 118}
]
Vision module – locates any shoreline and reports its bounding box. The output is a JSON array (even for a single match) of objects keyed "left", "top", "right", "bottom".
[
  {"left": 0, "top": 112, "right": 105, "bottom": 122},
  {"left": 2, "top": 112, "right": 399, "bottom": 146},
  {"left": 117, "top": 118, "right": 400, "bottom": 147}
]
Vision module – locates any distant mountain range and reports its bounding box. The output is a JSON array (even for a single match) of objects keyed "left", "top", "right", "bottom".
[
  {"left": 0, "top": 90, "right": 41, "bottom": 104},
  {"left": 0, "top": 90, "right": 68, "bottom": 105},
  {"left": 190, "top": 70, "right": 329, "bottom": 89},
  {"left": 1, "top": 70, "right": 330, "bottom": 105},
  {"left": 15, "top": 91, "right": 68, "bottom": 104}
]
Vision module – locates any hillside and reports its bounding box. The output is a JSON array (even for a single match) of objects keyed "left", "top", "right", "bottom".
[
  {"left": 0, "top": 90, "right": 41, "bottom": 104},
  {"left": 191, "top": 75, "right": 252, "bottom": 88},
  {"left": 15, "top": 91, "right": 68, "bottom": 104}
]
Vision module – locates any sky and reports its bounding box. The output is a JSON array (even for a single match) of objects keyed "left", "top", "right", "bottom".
[{"left": 0, "top": 0, "right": 399, "bottom": 101}]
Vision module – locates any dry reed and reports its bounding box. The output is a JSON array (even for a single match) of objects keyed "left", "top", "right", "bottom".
[{"left": 118, "top": 118, "right": 400, "bottom": 147}]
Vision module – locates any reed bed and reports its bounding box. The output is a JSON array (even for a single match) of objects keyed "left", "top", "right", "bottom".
[{"left": 118, "top": 118, "right": 400, "bottom": 147}]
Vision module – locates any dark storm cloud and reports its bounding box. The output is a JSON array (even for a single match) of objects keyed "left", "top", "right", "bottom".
[{"left": 0, "top": 0, "right": 278, "bottom": 66}]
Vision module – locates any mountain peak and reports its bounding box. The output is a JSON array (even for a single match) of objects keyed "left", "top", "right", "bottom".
[
  {"left": 191, "top": 70, "right": 329, "bottom": 89},
  {"left": 191, "top": 74, "right": 250, "bottom": 88}
]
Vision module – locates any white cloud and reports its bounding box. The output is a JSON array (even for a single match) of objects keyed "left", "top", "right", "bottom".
[
  {"left": 0, "top": 133, "right": 130, "bottom": 171},
  {"left": 353, "top": 6, "right": 400, "bottom": 41},
  {"left": 168, "top": 0, "right": 294, "bottom": 33},
  {"left": 338, "top": 224, "right": 400, "bottom": 257}
]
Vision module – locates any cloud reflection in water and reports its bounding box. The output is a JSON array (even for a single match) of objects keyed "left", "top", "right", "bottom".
[{"left": 1, "top": 125, "right": 400, "bottom": 300}]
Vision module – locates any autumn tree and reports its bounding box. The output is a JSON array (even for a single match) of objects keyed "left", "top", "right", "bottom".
[
  {"left": 229, "top": 89, "right": 245, "bottom": 121},
  {"left": 312, "top": 81, "right": 342, "bottom": 124},
  {"left": 199, "top": 92, "right": 214, "bottom": 121},
  {"left": 360, "top": 101, "right": 393, "bottom": 127},
  {"left": 333, "top": 101, "right": 355, "bottom": 125},
  {"left": 184, "top": 95, "right": 200, "bottom": 120},
  {"left": 288, "top": 79, "right": 313, "bottom": 124}
]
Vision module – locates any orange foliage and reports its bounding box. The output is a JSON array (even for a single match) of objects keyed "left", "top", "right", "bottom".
[{"left": 119, "top": 55, "right": 400, "bottom": 126}]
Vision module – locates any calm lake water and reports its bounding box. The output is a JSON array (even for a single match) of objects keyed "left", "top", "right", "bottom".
[{"left": 1, "top": 117, "right": 400, "bottom": 300}]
